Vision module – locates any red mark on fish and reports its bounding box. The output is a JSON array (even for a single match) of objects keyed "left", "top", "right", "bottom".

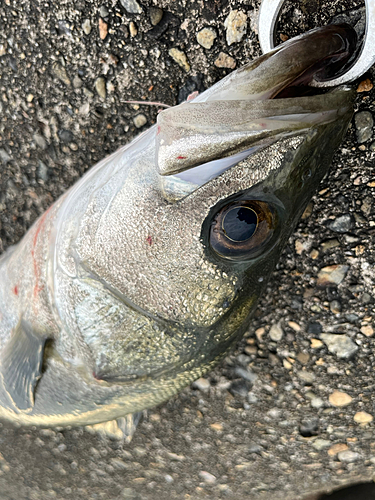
[
  {"left": 176, "top": 156, "right": 186, "bottom": 160},
  {"left": 146, "top": 235, "right": 153, "bottom": 246}
]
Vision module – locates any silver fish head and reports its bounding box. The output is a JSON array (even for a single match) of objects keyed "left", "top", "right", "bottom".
[{"left": 0, "top": 25, "right": 356, "bottom": 426}]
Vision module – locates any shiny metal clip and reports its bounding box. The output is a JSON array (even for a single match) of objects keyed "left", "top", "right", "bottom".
[{"left": 258, "top": 0, "right": 375, "bottom": 86}]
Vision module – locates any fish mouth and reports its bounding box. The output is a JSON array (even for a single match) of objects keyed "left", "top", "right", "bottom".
[
  {"left": 156, "top": 24, "right": 357, "bottom": 192},
  {"left": 206, "top": 23, "right": 357, "bottom": 102}
]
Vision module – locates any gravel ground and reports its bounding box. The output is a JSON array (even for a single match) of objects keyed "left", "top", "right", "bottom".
[{"left": 0, "top": 0, "right": 374, "bottom": 499}]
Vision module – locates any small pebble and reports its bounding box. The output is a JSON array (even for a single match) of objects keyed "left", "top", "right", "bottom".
[
  {"left": 308, "top": 322, "right": 323, "bottom": 334},
  {"left": 328, "top": 443, "right": 348, "bottom": 456},
  {"left": 355, "top": 110, "right": 374, "bottom": 143},
  {"left": 302, "top": 202, "right": 314, "bottom": 219},
  {"left": 360, "top": 325, "right": 373, "bottom": 337},
  {"left": 312, "top": 439, "right": 330, "bottom": 451},
  {"left": 99, "top": 18, "right": 108, "bottom": 40},
  {"left": 82, "top": 19, "right": 91, "bottom": 35},
  {"left": 149, "top": 6, "right": 163, "bottom": 26},
  {"left": 37, "top": 160, "right": 48, "bottom": 181},
  {"left": 33, "top": 133, "right": 47, "bottom": 150},
  {"left": 196, "top": 28, "right": 217, "bottom": 49},
  {"left": 121, "top": 488, "right": 137, "bottom": 499},
  {"left": 72, "top": 75, "right": 83, "bottom": 88},
  {"left": 214, "top": 52, "right": 236, "bottom": 69},
  {"left": 299, "top": 418, "right": 319, "bottom": 437},
  {"left": 52, "top": 62, "right": 70, "bottom": 86},
  {"left": 330, "top": 300, "right": 341, "bottom": 314},
  {"left": 354, "top": 411, "right": 373, "bottom": 424},
  {"left": 229, "top": 379, "right": 249, "bottom": 397},
  {"left": 327, "top": 214, "right": 353, "bottom": 233},
  {"left": 94, "top": 77, "right": 106, "bottom": 99},
  {"left": 199, "top": 471, "right": 216, "bottom": 484},
  {"left": 269, "top": 322, "right": 283, "bottom": 342},
  {"left": 310, "top": 338, "right": 323, "bottom": 349},
  {"left": 129, "top": 21, "right": 137, "bottom": 37},
  {"left": 338, "top": 450, "right": 361, "bottom": 463},
  {"left": 133, "top": 114, "right": 147, "bottom": 128},
  {"left": 119, "top": 0, "right": 142, "bottom": 14},
  {"left": 311, "top": 397, "right": 324, "bottom": 409},
  {"left": 234, "top": 367, "right": 257, "bottom": 384},
  {"left": 247, "top": 393, "right": 258, "bottom": 404},
  {"left": 288, "top": 321, "right": 301, "bottom": 332},
  {"left": 317, "top": 265, "right": 349, "bottom": 286},
  {"left": 111, "top": 458, "right": 128, "bottom": 470},
  {"left": 297, "top": 352, "right": 309, "bottom": 365},
  {"left": 321, "top": 334, "right": 358, "bottom": 360},
  {"left": 192, "top": 377, "right": 210, "bottom": 392},
  {"left": 329, "top": 390, "right": 352, "bottom": 407},
  {"left": 99, "top": 5, "right": 109, "bottom": 17},
  {"left": 224, "top": 10, "right": 247, "bottom": 45},
  {"left": 168, "top": 48, "right": 190, "bottom": 72},
  {"left": 357, "top": 78, "right": 373, "bottom": 92},
  {"left": 321, "top": 239, "right": 340, "bottom": 251},
  {"left": 297, "top": 371, "right": 315, "bottom": 384},
  {"left": 295, "top": 239, "right": 309, "bottom": 254}
]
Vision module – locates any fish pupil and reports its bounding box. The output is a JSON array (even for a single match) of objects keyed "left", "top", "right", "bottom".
[{"left": 222, "top": 206, "right": 258, "bottom": 242}]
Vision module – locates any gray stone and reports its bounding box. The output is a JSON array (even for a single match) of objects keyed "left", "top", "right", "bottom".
[
  {"left": 33, "top": 133, "right": 47, "bottom": 150},
  {"left": 52, "top": 62, "right": 70, "bottom": 86},
  {"left": 299, "top": 418, "right": 319, "bottom": 437},
  {"left": 199, "top": 470, "right": 216, "bottom": 483},
  {"left": 99, "top": 5, "right": 109, "bottom": 17},
  {"left": 317, "top": 265, "right": 349, "bottom": 286},
  {"left": 247, "top": 393, "right": 258, "bottom": 404},
  {"left": 94, "top": 77, "right": 106, "bottom": 99},
  {"left": 168, "top": 48, "right": 190, "bottom": 72},
  {"left": 224, "top": 10, "right": 247, "bottom": 45},
  {"left": 229, "top": 379, "right": 249, "bottom": 397},
  {"left": 330, "top": 300, "right": 341, "bottom": 314},
  {"left": 37, "top": 160, "right": 48, "bottom": 181},
  {"left": 196, "top": 28, "right": 217, "bottom": 49},
  {"left": 119, "top": 0, "right": 142, "bottom": 14},
  {"left": 267, "top": 408, "right": 282, "bottom": 419},
  {"left": 121, "top": 488, "right": 138, "bottom": 499},
  {"left": 192, "top": 377, "right": 210, "bottom": 392},
  {"left": 297, "top": 371, "right": 316, "bottom": 384},
  {"left": 82, "top": 19, "right": 91, "bottom": 35},
  {"left": 320, "top": 334, "right": 358, "bottom": 359},
  {"left": 0, "top": 149, "right": 11, "bottom": 164},
  {"left": 149, "top": 7, "right": 163, "bottom": 26},
  {"left": 321, "top": 238, "right": 340, "bottom": 250},
  {"left": 355, "top": 110, "right": 373, "bottom": 143},
  {"left": 133, "top": 114, "right": 147, "bottom": 128},
  {"left": 328, "top": 214, "right": 353, "bottom": 233},
  {"left": 312, "top": 439, "right": 331, "bottom": 450},
  {"left": 72, "top": 75, "right": 83, "bottom": 89},
  {"left": 234, "top": 366, "right": 257, "bottom": 384},
  {"left": 269, "top": 322, "right": 283, "bottom": 342},
  {"left": 338, "top": 450, "right": 361, "bottom": 463},
  {"left": 311, "top": 397, "right": 324, "bottom": 409}
]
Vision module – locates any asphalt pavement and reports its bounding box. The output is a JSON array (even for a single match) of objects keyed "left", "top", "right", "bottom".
[{"left": 0, "top": 0, "right": 374, "bottom": 499}]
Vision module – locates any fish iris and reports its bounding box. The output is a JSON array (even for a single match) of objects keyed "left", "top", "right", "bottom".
[{"left": 222, "top": 206, "right": 258, "bottom": 242}]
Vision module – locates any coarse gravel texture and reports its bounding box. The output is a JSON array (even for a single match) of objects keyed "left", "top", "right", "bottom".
[{"left": 0, "top": 0, "right": 374, "bottom": 499}]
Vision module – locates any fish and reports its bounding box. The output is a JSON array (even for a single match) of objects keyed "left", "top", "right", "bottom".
[{"left": 0, "top": 24, "right": 356, "bottom": 439}]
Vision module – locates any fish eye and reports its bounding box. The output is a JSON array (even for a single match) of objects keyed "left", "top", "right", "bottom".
[{"left": 210, "top": 200, "right": 278, "bottom": 261}]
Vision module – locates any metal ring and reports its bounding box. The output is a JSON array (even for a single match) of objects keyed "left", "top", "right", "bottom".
[{"left": 258, "top": 0, "right": 375, "bottom": 87}]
